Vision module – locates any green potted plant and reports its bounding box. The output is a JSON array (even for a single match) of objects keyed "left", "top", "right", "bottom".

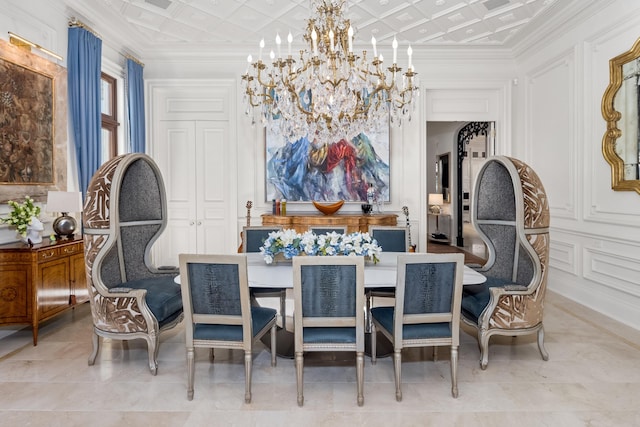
[{"left": 0, "top": 196, "right": 43, "bottom": 243}]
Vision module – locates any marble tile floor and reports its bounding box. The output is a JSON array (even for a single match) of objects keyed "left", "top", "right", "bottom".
[{"left": 1, "top": 291, "right": 640, "bottom": 427}]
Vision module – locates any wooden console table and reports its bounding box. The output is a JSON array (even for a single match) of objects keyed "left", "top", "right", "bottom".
[
  {"left": 261, "top": 212, "right": 397, "bottom": 233},
  {"left": 0, "top": 236, "right": 87, "bottom": 345}
]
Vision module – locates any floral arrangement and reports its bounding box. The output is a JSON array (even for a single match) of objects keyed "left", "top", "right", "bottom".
[
  {"left": 259, "top": 229, "right": 382, "bottom": 264},
  {"left": 0, "top": 196, "right": 41, "bottom": 237}
]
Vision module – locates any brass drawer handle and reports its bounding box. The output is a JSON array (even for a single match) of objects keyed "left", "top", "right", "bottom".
[
  {"left": 63, "top": 247, "right": 77, "bottom": 254},
  {"left": 42, "top": 251, "right": 56, "bottom": 259}
]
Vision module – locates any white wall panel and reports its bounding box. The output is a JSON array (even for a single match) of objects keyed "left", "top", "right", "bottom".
[
  {"left": 524, "top": 50, "right": 577, "bottom": 220},
  {"left": 583, "top": 247, "right": 640, "bottom": 297},
  {"left": 548, "top": 238, "right": 577, "bottom": 275}
]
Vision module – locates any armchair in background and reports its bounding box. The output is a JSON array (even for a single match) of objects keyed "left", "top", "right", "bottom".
[
  {"left": 83, "top": 153, "right": 183, "bottom": 375},
  {"left": 461, "top": 156, "right": 550, "bottom": 370}
]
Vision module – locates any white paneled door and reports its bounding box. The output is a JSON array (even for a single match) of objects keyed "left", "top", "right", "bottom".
[{"left": 154, "top": 120, "right": 232, "bottom": 267}]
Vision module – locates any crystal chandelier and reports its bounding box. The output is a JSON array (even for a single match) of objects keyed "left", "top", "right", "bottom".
[{"left": 241, "top": 0, "right": 419, "bottom": 144}]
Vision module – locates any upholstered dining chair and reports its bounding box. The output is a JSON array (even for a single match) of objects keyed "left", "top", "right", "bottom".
[
  {"left": 365, "top": 225, "right": 409, "bottom": 332},
  {"left": 370, "top": 253, "right": 465, "bottom": 400},
  {"left": 178, "top": 253, "right": 277, "bottom": 402},
  {"left": 83, "top": 153, "right": 183, "bottom": 375},
  {"left": 461, "top": 156, "right": 550, "bottom": 370},
  {"left": 309, "top": 225, "right": 348, "bottom": 235},
  {"left": 242, "top": 226, "right": 287, "bottom": 328},
  {"left": 292, "top": 256, "right": 366, "bottom": 407}
]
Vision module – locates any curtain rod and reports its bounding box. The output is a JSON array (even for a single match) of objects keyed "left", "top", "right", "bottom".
[
  {"left": 124, "top": 53, "right": 144, "bottom": 68},
  {"left": 68, "top": 17, "right": 101, "bottom": 39}
]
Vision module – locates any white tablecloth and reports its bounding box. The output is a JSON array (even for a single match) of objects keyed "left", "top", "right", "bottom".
[{"left": 245, "top": 252, "right": 486, "bottom": 289}]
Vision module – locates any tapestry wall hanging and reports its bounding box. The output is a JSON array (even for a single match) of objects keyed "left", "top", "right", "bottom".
[
  {"left": 265, "top": 126, "right": 390, "bottom": 203},
  {"left": 0, "top": 38, "right": 67, "bottom": 202}
]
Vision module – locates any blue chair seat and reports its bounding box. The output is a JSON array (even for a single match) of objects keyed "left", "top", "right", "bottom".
[
  {"left": 303, "top": 327, "right": 357, "bottom": 344},
  {"left": 371, "top": 307, "right": 451, "bottom": 340},
  {"left": 122, "top": 276, "right": 183, "bottom": 326},
  {"left": 461, "top": 276, "right": 511, "bottom": 323},
  {"left": 193, "top": 306, "right": 277, "bottom": 341}
]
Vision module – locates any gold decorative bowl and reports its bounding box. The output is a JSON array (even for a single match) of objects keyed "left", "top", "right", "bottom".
[{"left": 312, "top": 200, "right": 344, "bottom": 215}]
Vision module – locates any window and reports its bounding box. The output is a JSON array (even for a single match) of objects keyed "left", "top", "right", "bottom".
[{"left": 101, "top": 72, "right": 118, "bottom": 163}]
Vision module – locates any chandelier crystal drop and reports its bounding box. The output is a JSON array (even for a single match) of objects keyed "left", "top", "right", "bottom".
[{"left": 241, "top": 0, "right": 419, "bottom": 144}]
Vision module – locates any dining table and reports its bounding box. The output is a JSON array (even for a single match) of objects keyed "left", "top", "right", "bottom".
[{"left": 246, "top": 252, "right": 487, "bottom": 289}]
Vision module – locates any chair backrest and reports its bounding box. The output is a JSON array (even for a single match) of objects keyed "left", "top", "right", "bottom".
[
  {"left": 84, "top": 153, "right": 170, "bottom": 292},
  {"left": 292, "top": 256, "right": 365, "bottom": 349},
  {"left": 368, "top": 226, "right": 408, "bottom": 252},
  {"left": 178, "top": 254, "right": 252, "bottom": 348},
  {"left": 242, "top": 226, "right": 282, "bottom": 253},
  {"left": 471, "top": 156, "right": 550, "bottom": 291},
  {"left": 310, "top": 226, "right": 348, "bottom": 235},
  {"left": 393, "top": 253, "right": 464, "bottom": 345}
]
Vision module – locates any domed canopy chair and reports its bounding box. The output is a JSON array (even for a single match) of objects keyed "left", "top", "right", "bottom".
[
  {"left": 461, "top": 156, "right": 550, "bottom": 370},
  {"left": 83, "top": 153, "right": 183, "bottom": 375}
]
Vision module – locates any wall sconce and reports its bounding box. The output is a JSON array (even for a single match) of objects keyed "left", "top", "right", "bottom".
[
  {"left": 8, "top": 32, "right": 63, "bottom": 61},
  {"left": 428, "top": 193, "right": 444, "bottom": 215},
  {"left": 46, "top": 191, "right": 83, "bottom": 238}
]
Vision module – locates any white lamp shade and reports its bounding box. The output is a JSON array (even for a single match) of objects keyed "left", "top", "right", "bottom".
[
  {"left": 428, "top": 193, "right": 444, "bottom": 206},
  {"left": 46, "top": 191, "right": 83, "bottom": 213}
]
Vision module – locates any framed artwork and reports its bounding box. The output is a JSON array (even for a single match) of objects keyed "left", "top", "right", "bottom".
[
  {"left": 265, "top": 125, "right": 390, "bottom": 202},
  {"left": 0, "top": 57, "right": 54, "bottom": 184},
  {"left": 0, "top": 39, "right": 67, "bottom": 203}
]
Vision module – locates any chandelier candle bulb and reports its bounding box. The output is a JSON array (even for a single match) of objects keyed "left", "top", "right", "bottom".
[
  {"left": 287, "top": 31, "right": 292, "bottom": 56},
  {"left": 347, "top": 25, "right": 353, "bottom": 52},
  {"left": 371, "top": 36, "right": 377, "bottom": 57},
  {"left": 259, "top": 38, "right": 264, "bottom": 61},
  {"left": 407, "top": 45, "right": 412, "bottom": 69},
  {"left": 276, "top": 33, "right": 281, "bottom": 58},
  {"left": 392, "top": 36, "right": 398, "bottom": 64},
  {"left": 311, "top": 28, "right": 318, "bottom": 56}
]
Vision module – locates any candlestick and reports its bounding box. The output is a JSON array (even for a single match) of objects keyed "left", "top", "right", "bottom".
[
  {"left": 347, "top": 25, "right": 353, "bottom": 53},
  {"left": 407, "top": 45, "right": 412, "bottom": 70},
  {"left": 371, "top": 36, "right": 377, "bottom": 57},
  {"left": 276, "top": 33, "right": 281, "bottom": 58},
  {"left": 287, "top": 31, "right": 292, "bottom": 56}
]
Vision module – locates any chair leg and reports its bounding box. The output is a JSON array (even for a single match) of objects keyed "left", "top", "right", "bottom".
[
  {"left": 88, "top": 331, "right": 100, "bottom": 366},
  {"left": 244, "top": 350, "right": 252, "bottom": 403},
  {"left": 356, "top": 351, "right": 365, "bottom": 407},
  {"left": 280, "top": 291, "right": 287, "bottom": 330},
  {"left": 432, "top": 346, "right": 438, "bottom": 361},
  {"left": 270, "top": 324, "right": 277, "bottom": 367},
  {"left": 187, "top": 347, "right": 195, "bottom": 400},
  {"left": 365, "top": 292, "right": 372, "bottom": 333},
  {"left": 479, "top": 329, "right": 490, "bottom": 370},
  {"left": 145, "top": 335, "right": 159, "bottom": 376},
  {"left": 537, "top": 325, "right": 549, "bottom": 361},
  {"left": 450, "top": 345, "right": 459, "bottom": 398},
  {"left": 295, "top": 351, "right": 304, "bottom": 406},
  {"left": 371, "top": 323, "right": 377, "bottom": 365},
  {"left": 393, "top": 349, "right": 402, "bottom": 402},
  {"left": 209, "top": 348, "right": 215, "bottom": 363}
]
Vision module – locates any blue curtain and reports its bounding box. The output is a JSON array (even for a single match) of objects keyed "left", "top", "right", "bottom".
[
  {"left": 126, "top": 59, "right": 145, "bottom": 153},
  {"left": 68, "top": 27, "right": 102, "bottom": 196}
]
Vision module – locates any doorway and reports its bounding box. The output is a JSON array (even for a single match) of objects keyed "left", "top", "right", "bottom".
[{"left": 426, "top": 121, "right": 493, "bottom": 254}]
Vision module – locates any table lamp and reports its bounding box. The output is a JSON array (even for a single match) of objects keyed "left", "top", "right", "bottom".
[
  {"left": 428, "top": 193, "right": 444, "bottom": 214},
  {"left": 47, "top": 191, "right": 83, "bottom": 238}
]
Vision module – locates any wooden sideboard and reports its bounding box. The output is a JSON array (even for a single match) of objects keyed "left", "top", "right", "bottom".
[
  {"left": 261, "top": 213, "right": 397, "bottom": 233},
  {"left": 0, "top": 236, "right": 87, "bottom": 345}
]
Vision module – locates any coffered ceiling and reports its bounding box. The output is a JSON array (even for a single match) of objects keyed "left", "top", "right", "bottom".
[{"left": 63, "top": 0, "right": 584, "bottom": 58}]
